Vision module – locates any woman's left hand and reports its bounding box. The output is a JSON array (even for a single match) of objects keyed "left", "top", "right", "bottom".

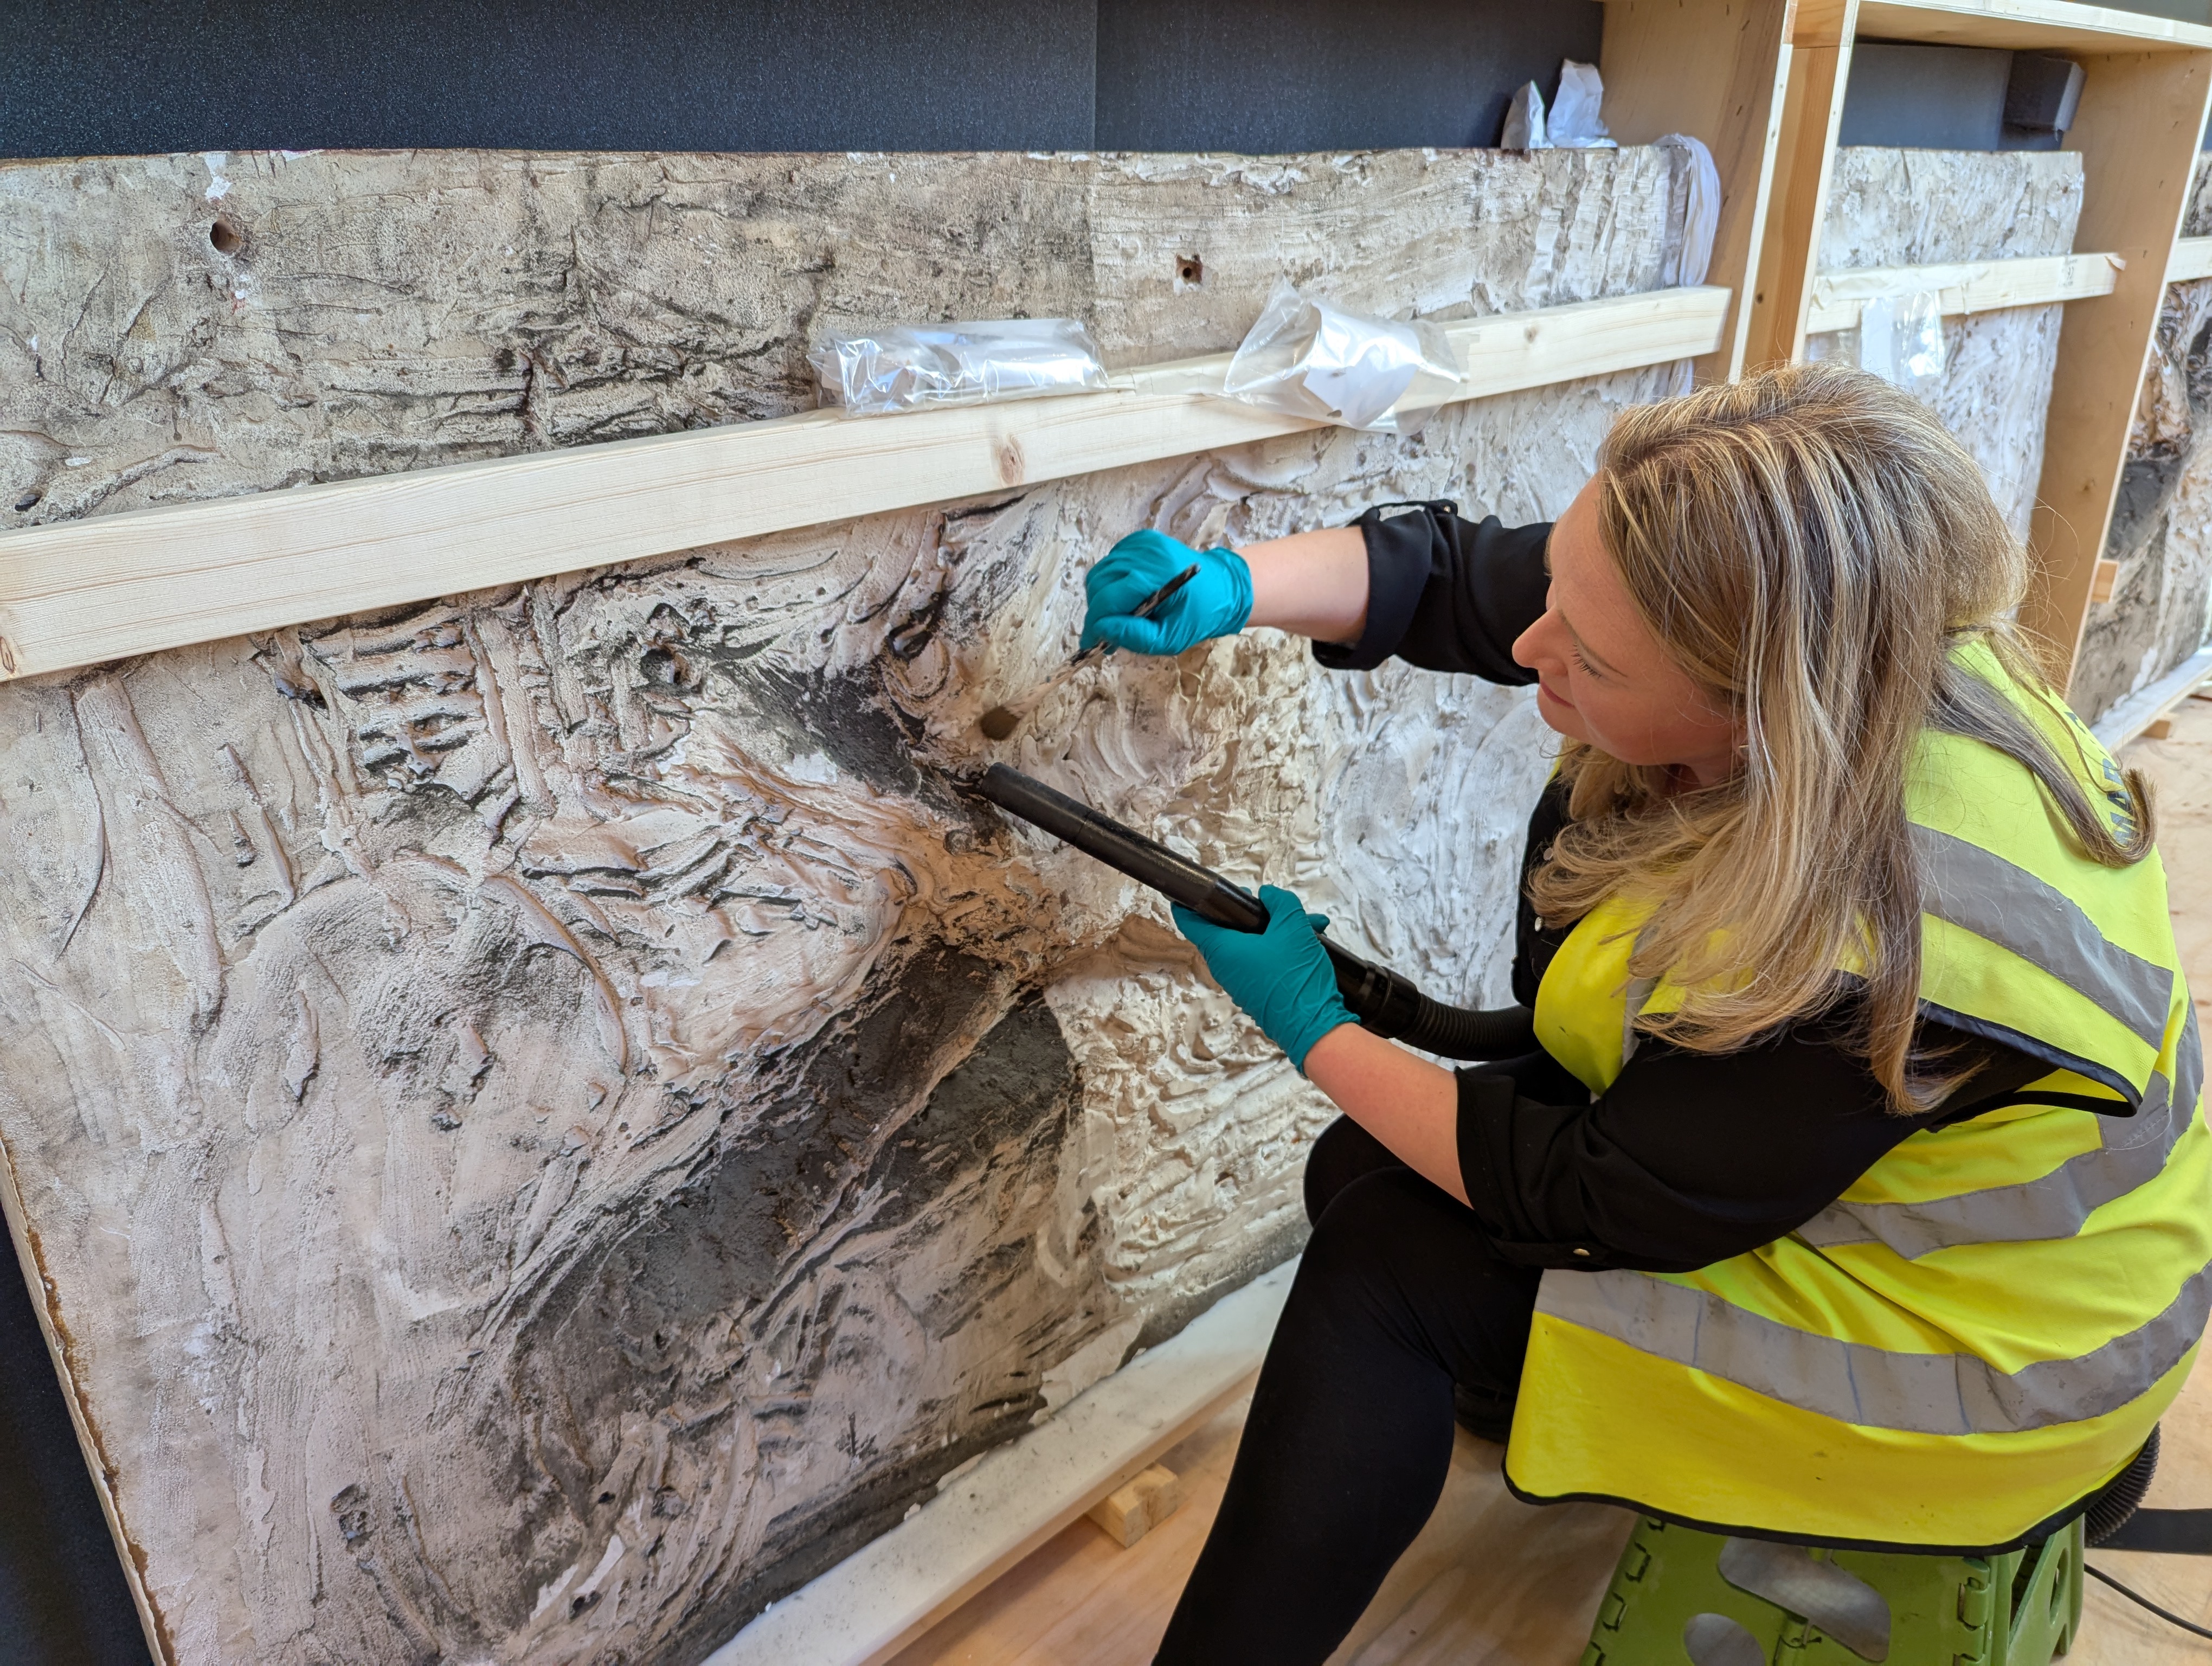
[{"left": 1171, "top": 885, "right": 1358, "bottom": 1073}]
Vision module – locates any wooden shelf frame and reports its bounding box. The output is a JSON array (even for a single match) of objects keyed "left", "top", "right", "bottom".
[
  {"left": 1726, "top": 0, "right": 2212, "bottom": 692},
  {"left": 0, "top": 287, "right": 1727, "bottom": 683}
]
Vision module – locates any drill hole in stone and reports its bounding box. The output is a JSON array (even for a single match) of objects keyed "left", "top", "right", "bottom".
[
  {"left": 209, "top": 218, "right": 243, "bottom": 255},
  {"left": 1175, "top": 253, "right": 1204, "bottom": 286},
  {"left": 11, "top": 491, "right": 38, "bottom": 512}
]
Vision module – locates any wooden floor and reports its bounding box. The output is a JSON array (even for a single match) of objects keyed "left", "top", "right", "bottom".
[{"left": 892, "top": 691, "right": 2212, "bottom": 1666}]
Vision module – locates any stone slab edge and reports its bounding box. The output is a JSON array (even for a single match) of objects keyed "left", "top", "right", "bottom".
[
  {"left": 2093, "top": 644, "right": 2212, "bottom": 751},
  {"left": 704, "top": 1258, "right": 1298, "bottom": 1666}
]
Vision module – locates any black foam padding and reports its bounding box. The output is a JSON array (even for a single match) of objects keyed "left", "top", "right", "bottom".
[
  {"left": 1095, "top": 0, "right": 1603, "bottom": 152},
  {"left": 4, "top": 0, "right": 1605, "bottom": 160},
  {"left": 0, "top": 1253, "right": 150, "bottom": 1664},
  {"left": 1, "top": 0, "right": 1103, "bottom": 157}
]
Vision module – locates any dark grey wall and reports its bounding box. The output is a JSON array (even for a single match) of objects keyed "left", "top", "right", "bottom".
[
  {"left": 1, "top": 0, "right": 1602, "bottom": 159},
  {"left": 1095, "top": 0, "right": 1601, "bottom": 152}
]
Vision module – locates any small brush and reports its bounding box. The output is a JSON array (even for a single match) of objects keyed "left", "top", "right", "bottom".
[{"left": 978, "top": 563, "right": 1201, "bottom": 741}]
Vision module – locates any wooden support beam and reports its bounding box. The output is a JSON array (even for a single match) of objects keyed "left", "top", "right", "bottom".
[
  {"left": 0, "top": 286, "right": 1727, "bottom": 683},
  {"left": 1746, "top": 0, "right": 1861, "bottom": 369},
  {"left": 1856, "top": 0, "right": 2212, "bottom": 53},
  {"left": 1802, "top": 252, "right": 2124, "bottom": 334},
  {"left": 1600, "top": 0, "right": 1795, "bottom": 385},
  {"left": 1087, "top": 1465, "right": 1186, "bottom": 1549},
  {"left": 2170, "top": 235, "right": 2212, "bottom": 285},
  {"left": 2024, "top": 47, "right": 2212, "bottom": 689}
]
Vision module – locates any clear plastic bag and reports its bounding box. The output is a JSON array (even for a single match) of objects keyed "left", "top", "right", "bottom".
[
  {"left": 1856, "top": 291, "right": 1947, "bottom": 396},
  {"left": 810, "top": 318, "right": 1109, "bottom": 416},
  {"left": 1220, "top": 280, "right": 1462, "bottom": 434},
  {"left": 1502, "top": 61, "right": 1618, "bottom": 151}
]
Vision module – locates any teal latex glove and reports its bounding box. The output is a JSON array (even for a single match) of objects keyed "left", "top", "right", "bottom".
[
  {"left": 1172, "top": 885, "right": 1358, "bottom": 1074},
  {"left": 1081, "top": 529, "right": 1252, "bottom": 655}
]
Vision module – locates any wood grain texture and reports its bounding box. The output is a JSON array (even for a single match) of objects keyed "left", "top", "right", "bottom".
[
  {"left": 2024, "top": 47, "right": 2212, "bottom": 687},
  {"left": 1803, "top": 251, "right": 2122, "bottom": 332},
  {"left": 1601, "top": 0, "right": 1796, "bottom": 382},
  {"left": 2168, "top": 234, "right": 2212, "bottom": 284},
  {"left": 1744, "top": 0, "right": 1859, "bottom": 368},
  {"left": 1856, "top": 0, "right": 2212, "bottom": 52},
  {"left": 0, "top": 287, "right": 1726, "bottom": 684},
  {"left": 888, "top": 1414, "right": 1634, "bottom": 1666}
]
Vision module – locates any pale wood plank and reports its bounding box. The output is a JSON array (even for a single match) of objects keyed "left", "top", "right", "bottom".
[
  {"left": 1745, "top": 0, "right": 1861, "bottom": 369},
  {"left": 2170, "top": 235, "right": 2212, "bottom": 285},
  {"left": 0, "top": 286, "right": 1727, "bottom": 685},
  {"left": 1802, "top": 251, "right": 2124, "bottom": 334},
  {"left": 1601, "top": 0, "right": 1796, "bottom": 383},
  {"left": 1086, "top": 1466, "right": 1185, "bottom": 1549},
  {"left": 1855, "top": 0, "right": 2212, "bottom": 52}
]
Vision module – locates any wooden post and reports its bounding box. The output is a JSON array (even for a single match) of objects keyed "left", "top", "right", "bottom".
[
  {"left": 2028, "top": 47, "right": 2212, "bottom": 688},
  {"left": 1601, "top": 0, "right": 1797, "bottom": 383},
  {"left": 1746, "top": 0, "right": 1861, "bottom": 369}
]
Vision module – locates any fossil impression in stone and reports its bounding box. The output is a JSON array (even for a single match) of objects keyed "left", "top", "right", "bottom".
[{"left": 0, "top": 144, "right": 1697, "bottom": 1664}]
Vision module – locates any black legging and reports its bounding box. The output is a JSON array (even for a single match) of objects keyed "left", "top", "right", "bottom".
[{"left": 1154, "top": 1117, "right": 1541, "bottom": 1664}]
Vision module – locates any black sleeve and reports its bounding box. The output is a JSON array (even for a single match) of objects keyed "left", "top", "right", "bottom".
[
  {"left": 1452, "top": 1015, "right": 2052, "bottom": 1273},
  {"left": 1312, "top": 501, "right": 1549, "bottom": 681}
]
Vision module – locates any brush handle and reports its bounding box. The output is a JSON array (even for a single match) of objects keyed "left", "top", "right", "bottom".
[{"left": 1066, "top": 562, "right": 1200, "bottom": 670}]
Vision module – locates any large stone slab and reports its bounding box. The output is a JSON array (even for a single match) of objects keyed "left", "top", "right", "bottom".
[
  {"left": 0, "top": 146, "right": 1690, "bottom": 1664},
  {"left": 1808, "top": 148, "right": 2084, "bottom": 545}
]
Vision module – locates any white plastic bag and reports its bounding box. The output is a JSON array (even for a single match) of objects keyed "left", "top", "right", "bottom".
[
  {"left": 1219, "top": 280, "right": 1462, "bottom": 434},
  {"left": 1549, "top": 61, "right": 1616, "bottom": 148},
  {"left": 1502, "top": 82, "right": 1547, "bottom": 150},
  {"left": 1856, "top": 291, "right": 1946, "bottom": 396},
  {"left": 1655, "top": 134, "right": 1721, "bottom": 287},
  {"left": 1506, "top": 62, "right": 1617, "bottom": 150},
  {"left": 810, "top": 318, "right": 1109, "bottom": 416}
]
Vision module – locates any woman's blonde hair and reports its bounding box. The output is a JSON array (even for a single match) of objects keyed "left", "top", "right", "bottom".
[{"left": 1529, "top": 360, "right": 2153, "bottom": 1112}]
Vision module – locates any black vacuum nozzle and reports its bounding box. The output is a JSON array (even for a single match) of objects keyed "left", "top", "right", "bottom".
[{"left": 969, "top": 763, "right": 1535, "bottom": 1061}]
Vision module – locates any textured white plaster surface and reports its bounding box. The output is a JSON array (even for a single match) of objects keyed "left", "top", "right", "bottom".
[
  {"left": 1808, "top": 148, "right": 2083, "bottom": 544},
  {"left": 0, "top": 147, "right": 1688, "bottom": 1664}
]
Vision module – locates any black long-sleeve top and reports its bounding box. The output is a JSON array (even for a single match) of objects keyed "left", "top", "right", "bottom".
[{"left": 1314, "top": 502, "right": 2050, "bottom": 1275}]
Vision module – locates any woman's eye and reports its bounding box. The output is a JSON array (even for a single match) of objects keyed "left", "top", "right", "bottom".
[{"left": 1571, "top": 646, "right": 1599, "bottom": 677}]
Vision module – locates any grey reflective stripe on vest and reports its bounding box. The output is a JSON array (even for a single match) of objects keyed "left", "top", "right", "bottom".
[
  {"left": 1797, "top": 1007, "right": 2203, "bottom": 1260},
  {"left": 1536, "top": 1251, "right": 2212, "bottom": 1435},
  {"left": 1912, "top": 825, "right": 2173, "bottom": 1052}
]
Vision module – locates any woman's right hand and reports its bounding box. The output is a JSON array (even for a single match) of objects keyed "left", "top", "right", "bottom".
[{"left": 1081, "top": 530, "right": 1252, "bottom": 656}]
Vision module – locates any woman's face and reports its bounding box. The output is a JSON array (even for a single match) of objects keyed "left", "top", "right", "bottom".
[{"left": 1512, "top": 476, "right": 1743, "bottom": 787}]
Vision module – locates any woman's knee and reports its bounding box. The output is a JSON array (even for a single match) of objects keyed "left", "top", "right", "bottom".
[{"left": 1303, "top": 1116, "right": 1403, "bottom": 1226}]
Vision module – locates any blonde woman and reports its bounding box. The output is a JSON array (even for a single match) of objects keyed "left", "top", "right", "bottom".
[{"left": 1076, "top": 362, "right": 2210, "bottom": 1662}]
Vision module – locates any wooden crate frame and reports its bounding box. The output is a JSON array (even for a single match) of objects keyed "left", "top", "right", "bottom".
[{"left": 1725, "top": 0, "right": 2212, "bottom": 691}]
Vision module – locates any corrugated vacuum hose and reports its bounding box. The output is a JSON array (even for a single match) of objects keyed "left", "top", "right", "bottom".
[{"left": 969, "top": 763, "right": 1536, "bottom": 1062}]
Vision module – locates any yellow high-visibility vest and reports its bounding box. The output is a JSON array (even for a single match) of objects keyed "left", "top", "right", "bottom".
[{"left": 1507, "top": 643, "right": 2212, "bottom": 1550}]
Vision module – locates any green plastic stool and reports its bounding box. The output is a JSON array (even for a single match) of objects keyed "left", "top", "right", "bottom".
[{"left": 1580, "top": 1514, "right": 2083, "bottom": 1665}]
